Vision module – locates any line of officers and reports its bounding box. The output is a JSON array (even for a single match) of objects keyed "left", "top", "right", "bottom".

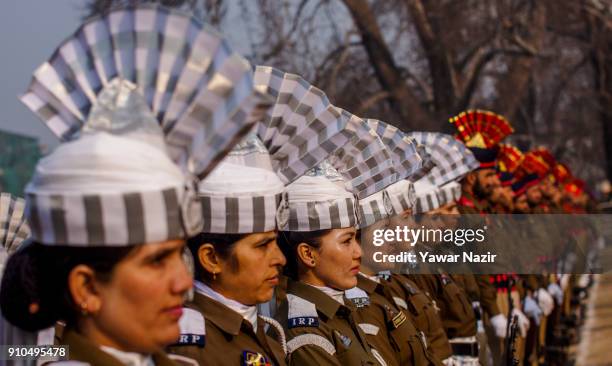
[
  {"left": 151, "top": 123, "right": 595, "bottom": 365},
  {"left": 4, "top": 121, "right": 593, "bottom": 365},
  {"left": 152, "top": 117, "right": 594, "bottom": 366}
]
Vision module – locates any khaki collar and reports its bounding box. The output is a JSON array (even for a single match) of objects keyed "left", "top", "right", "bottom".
[
  {"left": 357, "top": 274, "right": 380, "bottom": 295},
  {"left": 192, "top": 292, "right": 247, "bottom": 336},
  {"left": 287, "top": 279, "right": 351, "bottom": 320},
  {"left": 191, "top": 293, "right": 283, "bottom": 365},
  {"left": 61, "top": 328, "right": 175, "bottom": 366}
]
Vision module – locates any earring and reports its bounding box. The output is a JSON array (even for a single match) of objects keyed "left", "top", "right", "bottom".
[
  {"left": 28, "top": 302, "right": 40, "bottom": 314},
  {"left": 310, "top": 260, "right": 316, "bottom": 266},
  {"left": 80, "top": 301, "right": 88, "bottom": 316},
  {"left": 213, "top": 271, "right": 217, "bottom": 281}
]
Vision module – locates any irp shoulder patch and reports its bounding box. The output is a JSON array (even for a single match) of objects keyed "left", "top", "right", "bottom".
[
  {"left": 174, "top": 308, "right": 206, "bottom": 347},
  {"left": 377, "top": 271, "right": 391, "bottom": 281},
  {"left": 345, "top": 287, "right": 370, "bottom": 308},
  {"left": 287, "top": 294, "right": 319, "bottom": 328}
]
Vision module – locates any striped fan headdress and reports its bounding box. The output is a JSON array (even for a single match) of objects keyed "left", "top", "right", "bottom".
[
  {"left": 356, "top": 120, "right": 423, "bottom": 226},
  {"left": 197, "top": 66, "right": 354, "bottom": 234},
  {"left": 20, "top": 5, "right": 264, "bottom": 246},
  {"left": 407, "top": 132, "right": 479, "bottom": 214},
  {"left": 328, "top": 112, "right": 397, "bottom": 200},
  {"left": 0, "top": 194, "right": 30, "bottom": 255},
  {"left": 280, "top": 113, "right": 415, "bottom": 231}
]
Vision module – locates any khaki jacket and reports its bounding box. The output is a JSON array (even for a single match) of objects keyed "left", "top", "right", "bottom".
[
  {"left": 382, "top": 274, "right": 452, "bottom": 361},
  {"left": 349, "top": 274, "right": 439, "bottom": 366},
  {"left": 50, "top": 328, "right": 180, "bottom": 366},
  {"left": 276, "top": 279, "right": 379, "bottom": 366},
  {"left": 408, "top": 274, "right": 477, "bottom": 339},
  {"left": 167, "top": 292, "right": 286, "bottom": 366}
]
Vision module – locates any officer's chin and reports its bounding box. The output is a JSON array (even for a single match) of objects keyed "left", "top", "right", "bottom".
[
  {"left": 160, "top": 324, "right": 182, "bottom": 349},
  {"left": 334, "top": 274, "right": 358, "bottom": 291},
  {"left": 256, "top": 287, "right": 275, "bottom": 304}
]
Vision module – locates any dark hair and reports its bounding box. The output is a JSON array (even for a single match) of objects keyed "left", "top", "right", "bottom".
[
  {"left": 186, "top": 233, "right": 247, "bottom": 283},
  {"left": 277, "top": 230, "right": 331, "bottom": 280},
  {"left": 0, "top": 241, "right": 135, "bottom": 332}
]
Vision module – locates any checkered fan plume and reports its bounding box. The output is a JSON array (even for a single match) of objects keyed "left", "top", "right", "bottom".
[
  {"left": 253, "top": 66, "right": 353, "bottom": 184},
  {"left": 328, "top": 112, "right": 398, "bottom": 199},
  {"left": 407, "top": 132, "right": 479, "bottom": 186},
  {"left": 20, "top": 4, "right": 265, "bottom": 178},
  {"left": 366, "top": 119, "right": 422, "bottom": 181}
]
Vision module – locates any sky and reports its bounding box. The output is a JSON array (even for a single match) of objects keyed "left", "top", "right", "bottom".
[{"left": 0, "top": 1, "right": 91, "bottom": 150}]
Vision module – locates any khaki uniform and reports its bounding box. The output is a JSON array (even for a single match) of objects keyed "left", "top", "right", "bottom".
[
  {"left": 51, "top": 328, "right": 182, "bottom": 366},
  {"left": 167, "top": 292, "right": 286, "bottom": 366},
  {"left": 348, "top": 274, "right": 439, "bottom": 366},
  {"left": 382, "top": 273, "right": 453, "bottom": 361},
  {"left": 409, "top": 274, "right": 476, "bottom": 339},
  {"left": 276, "top": 279, "right": 379, "bottom": 366}
]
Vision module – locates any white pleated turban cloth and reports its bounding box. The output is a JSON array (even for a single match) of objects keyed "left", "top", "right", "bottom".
[
  {"left": 25, "top": 132, "right": 202, "bottom": 246},
  {"left": 412, "top": 179, "right": 462, "bottom": 214},
  {"left": 357, "top": 177, "right": 417, "bottom": 228},
  {"left": 413, "top": 179, "right": 441, "bottom": 214},
  {"left": 357, "top": 190, "right": 392, "bottom": 228},
  {"left": 198, "top": 134, "right": 285, "bottom": 234},
  {"left": 277, "top": 161, "right": 357, "bottom": 232}
]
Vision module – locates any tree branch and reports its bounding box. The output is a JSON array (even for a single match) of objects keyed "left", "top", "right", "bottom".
[
  {"left": 341, "top": 0, "right": 437, "bottom": 130},
  {"left": 355, "top": 91, "right": 392, "bottom": 116},
  {"left": 403, "top": 0, "right": 456, "bottom": 114}
]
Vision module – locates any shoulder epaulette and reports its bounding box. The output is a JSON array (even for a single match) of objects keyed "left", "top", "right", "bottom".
[
  {"left": 174, "top": 308, "right": 205, "bottom": 347},
  {"left": 287, "top": 294, "right": 319, "bottom": 328}
]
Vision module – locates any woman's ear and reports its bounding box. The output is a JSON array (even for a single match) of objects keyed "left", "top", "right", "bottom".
[
  {"left": 68, "top": 265, "right": 102, "bottom": 315},
  {"left": 296, "top": 243, "right": 317, "bottom": 269},
  {"left": 198, "top": 243, "right": 221, "bottom": 275}
]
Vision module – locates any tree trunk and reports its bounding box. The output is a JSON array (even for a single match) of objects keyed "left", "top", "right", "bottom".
[
  {"left": 492, "top": 1, "right": 547, "bottom": 122},
  {"left": 342, "top": 0, "right": 438, "bottom": 131},
  {"left": 585, "top": 5, "right": 612, "bottom": 180},
  {"left": 404, "top": 0, "right": 456, "bottom": 116}
]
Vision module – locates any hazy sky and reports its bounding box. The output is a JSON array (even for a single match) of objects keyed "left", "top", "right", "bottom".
[{"left": 0, "top": 1, "right": 89, "bottom": 149}]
